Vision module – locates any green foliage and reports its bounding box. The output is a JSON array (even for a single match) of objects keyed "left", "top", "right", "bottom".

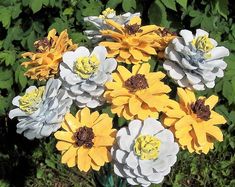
[{"left": 0, "top": 0, "right": 235, "bottom": 186}]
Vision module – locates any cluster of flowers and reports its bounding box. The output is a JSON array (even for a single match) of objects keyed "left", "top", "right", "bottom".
[{"left": 9, "top": 8, "right": 229, "bottom": 186}]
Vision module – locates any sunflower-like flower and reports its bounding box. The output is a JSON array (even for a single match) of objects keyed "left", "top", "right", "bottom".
[
  {"left": 54, "top": 107, "right": 116, "bottom": 172},
  {"left": 163, "top": 88, "right": 226, "bottom": 154},
  {"left": 104, "top": 63, "right": 172, "bottom": 120},
  {"left": 99, "top": 16, "right": 176, "bottom": 64},
  {"left": 112, "top": 118, "right": 179, "bottom": 186},
  {"left": 84, "top": 7, "right": 140, "bottom": 43},
  {"left": 60, "top": 46, "right": 117, "bottom": 108},
  {"left": 21, "top": 29, "right": 77, "bottom": 81},
  {"left": 9, "top": 79, "right": 72, "bottom": 139},
  {"left": 163, "top": 29, "right": 229, "bottom": 90}
]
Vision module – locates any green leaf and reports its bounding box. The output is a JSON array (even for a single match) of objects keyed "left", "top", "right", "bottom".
[
  {"left": 0, "top": 68, "right": 13, "bottom": 89},
  {"left": 106, "top": 0, "right": 122, "bottom": 8},
  {"left": 0, "top": 6, "right": 11, "bottom": 28},
  {"left": 30, "top": 0, "right": 43, "bottom": 13},
  {"left": 161, "top": 0, "right": 177, "bottom": 11},
  {"left": 0, "top": 50, "right": 16, "bottom": 66},
  {"left": 122, "top": 0, "right": 136, "bottom": 12},
  {"left": 216, "top": 0, "right": 228, "bottom": 19},
  {"left": 176, "top": 0, "right": 187, "bottom": 9},
  {"left": 222, "top": 81, "right": 234, "bottom": 105}
]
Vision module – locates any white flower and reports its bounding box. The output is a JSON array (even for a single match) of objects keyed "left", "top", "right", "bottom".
[
  {"left": 9, "top": 79, "right": 72, "bottom": 140},
  {"left": 60, "top": 46, "right": 117, "bottom": 108},
  {"left": 84, "top": 8, "right": 140, "bottom": 43},
  {"left": 163, "top": 29, "right": 229, "bottom": 90},
  {"left": 111, "top": 118, "right": 179, "bottom": 187}
]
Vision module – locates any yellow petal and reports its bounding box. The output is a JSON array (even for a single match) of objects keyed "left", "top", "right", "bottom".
[
  {"left": 61, "top": 145, "right": 78, "bottom": 164},
  {"left": 128, "top": 16, "right": 141, "bottom": 25},
  {"left": 56, "top": 141, "right": 72, "bottom": 151},
  {"left": 205, "top": 95, "right": 218, "bottom": 109},
  {"left": 91, "top": 160, "right": 101, "bottom": 171},
  {"left": 185, "top": 89, "right": 196, "bottom": 103},
  {"left": 129, "top": 96, "right": 142, "bottom": 115},
  {"left": 208, "top": 111, "right": 227, "bottom": 125},
  {"left": 104, "top": 19, "right": 125, "bottom": 33},
  {"left": 177, "top": 88, "right": 191, "bottom": 106},
  {"left": 65, "top": 113, "right": 80, "bottom": 132},
  {"left": 67, "top": 155, "right": 76, "bottom": 167},
  {"left": 120, "top": 50, "right": 131, "bottom": 59},
  {"left": 129, "top": 48, "right": 144, "bottom": 60},
  {"left": 174, "top": 115, "right": 193, "bottom": 130},
  {"left": 76, "top": 107, "right": 91, "bottom": 127},
  {"left": 89, "top": 147, "right": 105, "bottom": 166},
  {"left": 54, "top": 131, "right": 74, "bottom": 143},
  {"left": 93, "top": 136, "right": 115, "bottom": 147},
  {"left": 192, "top": 122, "right": 207, "bottom": 146},
  {"left": 112, "top": 96, "right": 130, "bottom": 106},
  {"left": 205, "top": 125, "right": 223, "bottom": 141},
  {"left": 117, "top": 66, "right": 132, "bottom": 81},
  {"left": 77, "top": 147, "right": 91, "bottom": 172},
  {"left": 137, "top": 63, "right": 150, "bottom": 74},
  {"left": 99, "top": 41, "right": 122, "bottom": 50}
]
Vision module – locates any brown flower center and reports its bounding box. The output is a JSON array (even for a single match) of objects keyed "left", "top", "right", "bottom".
[
  {"left": 155, "top": 28, "right": 177, "bottom": 37},
  {"left": 125, "top": 24, "right": 142, "bottom": 35},
  {"left": 190, "top": 99, "right": 211, "bottom": 121},
  {"left": 125, "top": 74, "right": 149, "bottom": 92},
  {"left": 73, "top": 126, "right": 94, "bottom": 148},
  {"left": 34, "top": 37, "right": 53, "bottom": 52}
]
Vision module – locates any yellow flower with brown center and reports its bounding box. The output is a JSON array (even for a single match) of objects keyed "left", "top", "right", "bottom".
[
  {"left": 99, "top": 16, "right": 176, "bottom": 64},
  {"left": 54, "top": 107, "right": 116, "bottom": 172},
  {"left": 163, "top": 88, "right": 226, "bottom": 154},
  {"left": 21, "top": 29, "right": 77, "bottom": 81},
  {"left": 104, "top": 63, "right": 172, "bottom": 120}
]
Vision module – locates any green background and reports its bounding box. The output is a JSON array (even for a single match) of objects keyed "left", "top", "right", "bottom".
[{"left": 0, "top": 0, "right": 235, "bottom": 186}]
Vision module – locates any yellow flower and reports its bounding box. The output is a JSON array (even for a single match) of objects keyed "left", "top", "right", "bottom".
[
  {"left": 21, "top": 29, "right": 77, "bottom": 81},
  {"left": 163, "top": 88, "right": 226, "bottom": 154},
  {"left": 99, "top": 16, "right": 176, "bottom": 64},
  {"left": 104, "top": 63, "right": 172, "bottom": 120},
  {"left": 54, "top": 108, "right": 116, "bottom": 172}
]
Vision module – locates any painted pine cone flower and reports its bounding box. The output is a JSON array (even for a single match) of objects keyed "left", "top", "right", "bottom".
[
  {"left": 163, "top": 88, "right": 226, "bottom": 154},
  {"left": 84, "top": 7, "right": 140, "bottom": 43},
  {"left": 21, "top": 29, "right": 77, "bottom": 81},
  {"left": 54, "top": 107, "right": 116, "bottom": 172},
  {"left": 99, "top": 16, "right": 176, "bottom": 64},
  {"left": 9, "top": 79, "right": 72, "bottom": 140},
  {"left": 104, "top": 63, "right": 172, "bottom": 120},
  {"left": 112, "top": 118, "right": 179, "bottom": 186},
  {"left": 163, "top": 29, "right": 229, "bottom": 90},
  {"left": 60, "top": 46, "right": 117, "bottom": 108}
]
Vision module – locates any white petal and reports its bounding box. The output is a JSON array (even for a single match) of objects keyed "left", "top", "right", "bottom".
[
  {"left": 185, "top": 72, "right": 201, "bottom": 84},
  {"left": 126, "top": 178, "right": 139, "bottom": 185},
  {"left": 114, "top": 149, "right": 128, "bottom": 163},
  {"left": 74, "top": 46, "right": 90, "bottom": 57},
  {"left": 116, "top": 127, "right": 129, "bottom": 138},
  {"left": 91, "top": 73, "right": 108, "bottom": 85},
  {"left": 147, "top": 173, "right": 164, "bottom": 183},
  {"left": 139, "top": 159, "right": 154, "bottom": 176},
  {"left": 126, "top": 151, "right": 138, "bottom": 169},
  {"left": 40, "top": 124, "right": 58, "bottom": 137},
  {"left": 163, "top": 60, "right": 185, "bottom": 80},
  {"left": 195, "top": 29, "right": 209, "bottom": 38},
  {"left": 9, "top": 108, "right": 27, "bottom": 119},
  {"left": 62, "top": 51, "right": 78, "bottom": 70},
  {"left": 128, "top": 119, "right": 142, "bottom": 138},
  {"left": 153, "top": 158, "right": 168, "bottom": 172},
  {"left": 12, "top": 96, "right": 21, "bottom": 107},
  {"left": 172, "top": 38, "right": 185, "bottom": 52},
  {"left": 210, "top": 38, "right": 218, "bottom": 47},
  {"left": 159, "top": 142, "right": 179, "bottom": 157},
  {"left": 179, "top": 30, "right": 194, "bottom": 45},
  {"left": 209, "top": 46, "right": 229, "bottom": 61},
  {"left": 76, "top": 93, "right": 92, "bottom": 103},
  {"left": 212, "top": 68, "right": 224, "bottom": 78},
  {"left": 89, "top": 87, "right": 104, "bottom": 96},
  {"left": 177, "top": 76, "right": 189, "bottom": 87},
  {"left": 81, "top": 82, "right": 97, "bottom": 92},
  {"left": 86, "top": 99, "right": 101, "bottom": 108},
  {"left": 117, "top": 135, "right": 134, "bottom": 152},
  {"left": 25, "top": 86, "right": 37, "bottom": 93},
  {"left": 167, "top": 48, "right": 182, "bottom": 63},
  {"left": 192, "top": 82, "right": 205, "bottom": 90},
  {"left": 201, "top": 71, "right": 216, "bottom": 82},
  {"left": 123, "top": 166, "right": 136, "bottom": 178},
  {"left": 207, "top": 59, "right": 227, "bottom": 69},
  {"left": 155, "top": 129, "right": 174, "bottom": 143},
  {"left": 141, "top": 118, "right": 164, "bottom": 136},
  {"left": 101, "top": 58, "right": 117, "bottom": 73},
  {"left": 91, "top": 46, "right": 107, "bottom": 62},
  {"left": 113, "top": 163, "right": 126, "bottom": 177},
  {"left": 70, "top": 85, "right": 84, "bottom": 95},
  {"left": 205, "top": 81, "right": 215, "bottom": 88},
  {"left": 166, "top": 155, "right": 177, "bottom": 166},
  {"left": 181, "top": 58, "right": 198, "bottom": 70},
  {"left": 136, "top": 177, "right": 151, "bottom": 186},
  {"left": 65, "top": 74, "right": 81, "bottom": 85}
]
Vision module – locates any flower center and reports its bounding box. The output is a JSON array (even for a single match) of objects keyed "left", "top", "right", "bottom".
[
  {"left": 190, "top": 99, "right": 211, "bottom": 121},
  {"left": 74, "top": 126, "right": 94, "bottom": 148},
  {"left": 99, "top": 7, "right": 116, "bottom": 19},
  {"left": 74, "top": 55, "right": 100, "bottom": 79},
  {"left": 155, "top": 28, "right": 177, "bottom": 37},
  {"left": 34, "top": 37, "right": 53, "bottom": 52},
  {"left": 19, "top": 87, "right": 45, "bottom": 114},
  {"left": 125, "top": 74, "right": 148, "bottom": 92},
  {"left": 134, "top": 135, "right": 161, "bottom": 160},
  {"left": 191, "top": 35, "right": 214, "bottom": 57},
  {"left": 125, "top": 23, "right": 142, "bottom": 35}
]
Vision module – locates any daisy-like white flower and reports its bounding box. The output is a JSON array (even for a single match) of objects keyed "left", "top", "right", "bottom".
[
  {"left": 112, "top": 118, "right": 179, "bottom": 187},
  {"left": 163, "top": 88, "right": 226, "bottom": 154},
  {"left": 84, "top": 7, "right": 140, "bottom": 43},
  {"left": 163, "top": 29, "right": 229, "bottom": 90},
  {"left": 54, "top": 107, "right": 116, "bottom": 172},
  {"left": 9, "top": 79, "right": 72, "bottom": 140},
  {"left": 22, "top": 29, "right": 77, "bottom": 81},
  {"left": 104, "top": 63, "right": 172, "bottom": 120},
  {"left": 60, "top": 46, "right": 117, "bottom": 108},
  {"left": 99, "top": 16, "right": 176, "bottom": 64}
]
